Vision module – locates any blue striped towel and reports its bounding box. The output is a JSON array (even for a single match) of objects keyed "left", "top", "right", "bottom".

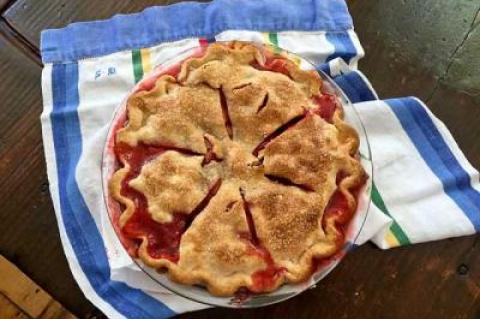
[{"left": 40, "top": 0, "right": 480, "bottom": 317}]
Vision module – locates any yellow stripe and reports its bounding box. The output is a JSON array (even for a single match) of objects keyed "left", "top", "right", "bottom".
[
  {"left": 262, "top": 32, "right": 270, "bottom": 45},
  {"left": 140, "top": 48, "right": 152, "bottom": 74},
  {"left": 384, "top": 230, "right": 400, "bottom": 248}
]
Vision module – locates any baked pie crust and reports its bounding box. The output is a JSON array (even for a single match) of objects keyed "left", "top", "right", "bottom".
[{"left": 109, "top": 42, "right": 366, "bottom": 296}]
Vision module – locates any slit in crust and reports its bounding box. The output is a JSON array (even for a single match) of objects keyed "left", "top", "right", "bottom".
[
  {"left": 252, "top": 114, "right": 305, "bottom": 157},
  {"left": 219, "top": 86, "right": 233, "bottom": 139},
  {"left": 264, "top": 174, "right": 314, "bottom": 192}
]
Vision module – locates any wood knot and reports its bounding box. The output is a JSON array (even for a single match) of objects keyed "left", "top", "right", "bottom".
[{"left": 457, "top": 263, "right": 469, "bottom": 276}]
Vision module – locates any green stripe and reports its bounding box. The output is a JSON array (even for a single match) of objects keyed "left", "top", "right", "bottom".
[
  {"left": 132, "top": 49, "right": 143, "bottom": 83},
  {"left": 371, "top": 183, "right": 411, "bottom": 245},
  {"left": 268, "top": 32, "right": 281, "bottom": 53},
  {"left": 268, "top": 32, "right": 278, "bottom": 46}
]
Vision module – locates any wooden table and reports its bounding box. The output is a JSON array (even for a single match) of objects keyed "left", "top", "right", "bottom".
[{"left": 0, "top": 0, "right": 479, "bottom": 318}]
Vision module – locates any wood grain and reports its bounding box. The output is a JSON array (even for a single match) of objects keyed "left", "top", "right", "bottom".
[
  {"left": 0, "top": 293, "right": 30, "bottom": 319},
  {"left": 0, "top": 19, "right": 40, "bottom": 64},
  {"left": 348, "top": 0, "right": 479, "bottom": 100},
  {"left": 0, "top": 0, "right": 13, "bottom": 12},
  {"left": 0, "top": 0, "right": 479, "bottom": 318},
  {"left": 428, "top": 82, "right": 480, "bottom": 168},
  {"left": 0, "top": 255, "right": 76, "bottom": 319},
  {"left": 0, "top": 28, "right": 94, "bottom": 316}
]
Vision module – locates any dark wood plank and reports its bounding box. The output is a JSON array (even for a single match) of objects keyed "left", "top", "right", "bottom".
[
  {"left": 428, "top": 81, "right": 480, "bottom": 169},
  {"left": 2, "top": 0, "right": 208, "bottom": 48},
  {"left": 440, "top": 12, "right": 480, "bottom": 102},
  {"left": 0, "top": 30, "right": 95, "bottom": 316},
  {"left": 0, "top": 0, "right": 13, "bottom": 12},
  {"left": 348, "top": 0, "right": 479, "bottom": 100},
  {"left": 0, "top": 20, "right": 40, "bottom": 65}
]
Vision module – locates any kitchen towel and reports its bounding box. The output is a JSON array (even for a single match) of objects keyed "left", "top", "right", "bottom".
[{"left": 40, "top": 0, "right": 480, "bottom": 318}]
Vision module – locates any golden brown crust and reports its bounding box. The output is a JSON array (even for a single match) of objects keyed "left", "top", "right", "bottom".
[
  {"left": 109, "top": 41, "right": 366, "bottom": 296},
  {"left": 109, "top": 164, "right": 135, "bottom": 227},
  {"left": 170, "top": 182, "right": 267, "bottom": 296},
  {"left": 116, "top": 80, "right": 227, "bottom": 153},
  {"left": 263, "top": 115, "right": 339, "bottom": 191},
  {"left": 129, "top": 151, "right": 217, "bottom": 223},
  {"left": 245, "top": 182, "right": 340, "bottom": 282}
]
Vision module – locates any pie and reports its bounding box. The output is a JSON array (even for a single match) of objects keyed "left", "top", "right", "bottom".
[{"left": 109, "top": 41, "right": 366, "bottom": 296}]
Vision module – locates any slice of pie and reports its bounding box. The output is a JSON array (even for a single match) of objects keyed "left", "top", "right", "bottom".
[{"left": 109, "top": 41, "right": 367, "bottom": 296}]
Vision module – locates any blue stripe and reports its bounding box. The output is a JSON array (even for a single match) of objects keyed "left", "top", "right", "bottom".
[
  {"left": 50, "top": 63, "right": 176, "bottom": 319},
  {"left": 41, "top": 0, "right": 353, "bottom": 63},
  {"left": 317, "top": 62, "right": 377, "bottom": 104},
  {"left": 317, "top": 63, "right": 331, "bottom": 77},
  {"left": 386, "top": 98, "right": 480, "bottom": 231},
  {"left": 333, "top": 71, "right": 377, "bottom": 103},
  {"left": 325, "top": 31, "right": 356, "bottom": 64}
]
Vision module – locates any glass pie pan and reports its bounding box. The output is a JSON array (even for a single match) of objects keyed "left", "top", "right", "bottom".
[{"left": 102, "top": 42, "right": 373, "bottom": 308}]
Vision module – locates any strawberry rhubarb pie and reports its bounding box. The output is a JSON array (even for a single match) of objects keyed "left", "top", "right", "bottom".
[{"left": 109, "top": 42, "right": 366, "bottom": 296}]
